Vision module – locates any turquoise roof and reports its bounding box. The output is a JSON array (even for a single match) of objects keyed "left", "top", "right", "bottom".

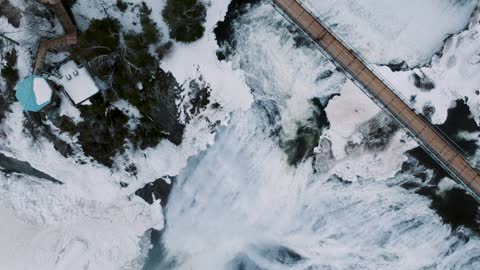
[{"left": 15, "top": 75, "right": 52, "bottom": 112}]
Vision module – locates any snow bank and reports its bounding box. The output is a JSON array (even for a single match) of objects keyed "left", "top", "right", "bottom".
[
  {"left": 0, "top": 179, "right": 163, "bottom": 270},
  {"left": 302, "top": 0, "right": 477, "bottom": 66},
  {"left": 161, "top": 0, "right": 253, "bottom": 114},
  {"left": 323, "top": 81, "right": 416, "bottom": 180},
  {"left": 323, "top": 81, "right": 380, "bottom": 160},
  {"left": 379, "top": 8, "right": 480, "bottom": 125}
]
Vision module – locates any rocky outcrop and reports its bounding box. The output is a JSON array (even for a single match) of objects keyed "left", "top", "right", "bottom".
[
  {"left": 0, "top": 0, "right": 21, "bottom": 28},
  {"left": 358, "top": 112, "right": 399, "bottom": 152},
  {"left": 214, "top": 0, "right": 263, "bottom": 61},
  {"left": 135, "top": 177, "right": 173, "bottom": 207},
  {"left": 0, "top": 152, "right": 62, "bottom": 184}
]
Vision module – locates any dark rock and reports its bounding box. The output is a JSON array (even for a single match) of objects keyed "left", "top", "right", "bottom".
[
  {"left": 182, "top": 77, "right": 211, "bottom": 123},
  {"left": 0, "top": 153, "right": 62, "bottom": 184},
  {"left": 52, "top": 138, "right": 74, "bottom": 157},
  {"left": 258, "top": 245, "right": 304, "bottom": 265},
  {"left": 327, "top": 174, "right": 352, "bottom": 185},
  {"left": 428, "top": 187, "right": 479, "bottom": 231},
  {"left": 384, "top": 60, "right": 409, "bottom": 72},
  {"left": 437, "top": 99, "right": 480, "bottom": 156},
  {"left": 214, "top": 0, "right": 262, "bottom": 61},
  {"left": 283, "top": 97, "right": 330, "bottom": 165},
  {"left": 403, "top": 147, "right": 448, "bottom": 184},
  {"left": 125, "top": 163, "right": 137, "bottom": 177},
  {"left": 400, "top": 140, "right": 479, "bottom": 230},
  {"left": 292, "top": 33, "right": 314, "bottom": 49},
  {"left": 359, "top": 113, "right": 398, "bottom": 152},
  {"left": 135, "top": 177, "right": 173, "bottom": 207},
  {"left": 409, "top": 95, "right": 416, "bottom": 104},
  {"left": 422, "top": 104, "right": 436, "bottom": 121},
  {"left": 0, "top": 0, "right": 22, "bottom": 28},
  {"left": 412, "top": 72, "right": 435, "bottom": 91},
  {"left": 400, "top": 181, "right": 422, "bottom": 190},
  {"left": 315, "top": 70, "right": 333, "bottom": 82}
]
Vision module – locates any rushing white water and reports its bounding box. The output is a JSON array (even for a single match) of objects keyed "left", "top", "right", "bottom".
[{"left": 151, "top": 2, "right": 480, "bottom": 269}]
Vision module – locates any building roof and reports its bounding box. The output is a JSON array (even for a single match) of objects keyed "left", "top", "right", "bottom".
[
  {"left": 15, "top": 75, "right": 53, "bottom": 112},
  {"left": 52, "top": 61, "right": 99, "bottom": 105}
]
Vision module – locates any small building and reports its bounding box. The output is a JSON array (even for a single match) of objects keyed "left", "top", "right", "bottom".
[
  {"left": 15, "top": 75, "right": 53, "bottom": 112},
  {"left": 52, "top": 60, "right": 99, "bottom": 105}
]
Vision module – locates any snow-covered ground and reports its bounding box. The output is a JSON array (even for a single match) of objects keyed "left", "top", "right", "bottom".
[
  {"left": 1, "top": 0, "right": 480, "bottom": 269},
  {"left": 380, "top": 8, "right": 480, "bottom": 125},
  {"left": 0, "top": 103, "right": 164, "bottom": 269},
  {"left": 303, "top": 0, "right": 478, "bottom": 66},
  {"left": 302, "top": 0, "right": 480, "bottom": 126},
  {"left": 324, "top": 81, "right": 417, "bottom": 180}
]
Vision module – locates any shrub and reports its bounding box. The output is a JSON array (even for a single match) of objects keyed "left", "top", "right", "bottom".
[
  {"left": 56, "top": 115, "right": 77, "bottom": 135},
  {"left": 68, "top": 16, "right": 184, "bottom": 165},
  {"left": 1, "top": 48, "right": 19, "bottom": 92},
  {"left": 77, "top": 95, "right": 129, "bottom": 167},
  {"left": 162, "top": 0, "right": 206, "bottom": 43},
  {"left": 73, "top": 17, "right": 121, "bottom": 61},
  {"left": 139, "top": 2, "right": 160, "bottom": 45},
  {"left": 156, "top": 41, "right": 173, "bottom": 59},
  {"left": 116, "top": 0, "right": 128, "bottom": 12}
]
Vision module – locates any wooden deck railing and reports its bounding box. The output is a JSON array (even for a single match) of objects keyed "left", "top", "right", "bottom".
[{"left": 33, "top": 0, "right": 77, "bottom": 74}]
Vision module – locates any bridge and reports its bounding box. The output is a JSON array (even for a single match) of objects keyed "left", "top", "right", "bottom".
[
  {"left": 33, "top": 0, "right": 77, "bottom": 75},
  {"left": 273, "top": 0, "right": 480, "bottom": 200}
]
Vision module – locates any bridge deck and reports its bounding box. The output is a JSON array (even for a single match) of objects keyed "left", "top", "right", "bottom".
[{"left": 274, "top": 0, "right": 480, "bottom": 199}]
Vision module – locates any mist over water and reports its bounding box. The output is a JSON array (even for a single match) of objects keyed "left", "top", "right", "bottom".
[
  {"left": 147, "top": 2, "right": 480, "bottom": 269},
  {"left": 153, "top": 110, "right": 480, "bottom": 269}
]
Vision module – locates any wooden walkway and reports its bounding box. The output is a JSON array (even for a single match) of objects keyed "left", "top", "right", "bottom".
[
  {"left": 274, "top": 0, "right": 480, "bottom": 200},
  {"left": 33, "top": 0, "right": 77, "bottom": 74}
]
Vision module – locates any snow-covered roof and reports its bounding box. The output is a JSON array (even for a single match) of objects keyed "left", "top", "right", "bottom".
[
  {"left": 15, "top": 75, "right": 53, "bottom": 112},
  {"left": 53, "top": 61, "right": 99, "bottom": 105}
]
